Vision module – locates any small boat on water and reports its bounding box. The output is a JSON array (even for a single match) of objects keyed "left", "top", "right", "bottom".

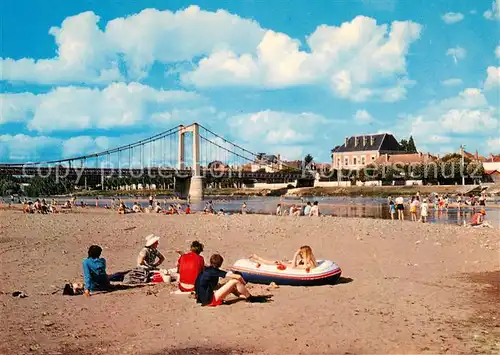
[{"left": 231, "top": 259, "right": 342, "bottom": 286}]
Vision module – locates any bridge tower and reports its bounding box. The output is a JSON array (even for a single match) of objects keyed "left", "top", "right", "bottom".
[{"left": 178, "top": 123, "right": 204, "bottom": 200}]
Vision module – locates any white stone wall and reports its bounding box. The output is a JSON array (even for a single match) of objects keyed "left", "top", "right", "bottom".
[{"left": 314, "top": 181, "right": 352, "bottom": 187}]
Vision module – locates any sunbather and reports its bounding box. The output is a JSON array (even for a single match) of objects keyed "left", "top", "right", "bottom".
[{"left": 249, "top": 245, "right": 318, "bottom": 272}]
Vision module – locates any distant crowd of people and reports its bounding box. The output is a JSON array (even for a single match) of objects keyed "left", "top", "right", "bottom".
[
  {"left": 276, "top": 201, "right": 320, "bottom": 217},
  {"left": 387, "top": 192, "right": 491, "bottom": 227}
]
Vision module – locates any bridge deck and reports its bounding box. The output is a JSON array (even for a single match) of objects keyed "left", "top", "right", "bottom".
[{"left": 0, "top": 166, "right": 311, "bottom": 180}]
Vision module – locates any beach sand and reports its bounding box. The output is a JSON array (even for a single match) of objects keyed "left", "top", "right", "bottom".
[{"left": 0, "top": 208, "right": 498, "bottom": 354}]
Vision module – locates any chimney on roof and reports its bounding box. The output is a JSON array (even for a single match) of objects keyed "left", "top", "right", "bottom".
[
  {"left": 363, "top": 136, "right": 367, "bottom": 146},
  {"left": 370, "top": 135, "right": 375, "bottom": 145},
  {"left": 354, "top": 136, "right": 359, "bottom": 147},
  {"left": 474, "top": 150, "right": 478, "bottom": 161},
  {"left": 345, "top": 137, "right": 349, "bottom": 146}
]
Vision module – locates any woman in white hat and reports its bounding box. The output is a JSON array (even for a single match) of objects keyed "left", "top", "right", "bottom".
[{"left": 137, "top": 234, "right": 165, "bottom": 270}]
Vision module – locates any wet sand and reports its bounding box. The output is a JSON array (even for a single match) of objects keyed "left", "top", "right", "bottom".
[{"left": 0, "top": 208, "right": 499, "bottom": 354}]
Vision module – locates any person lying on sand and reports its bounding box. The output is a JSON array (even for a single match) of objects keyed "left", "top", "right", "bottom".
[
  {"left": 249, "top": 245, "right": 318, "bottom": 272},
  {"left": 83, "top": 245, "right": 110, "bottom": 296},
  {"left": 195, "top": 254, "right": 268, "bottom": 306},
  {"left": 177, "top": 241, "right": 205, "bottom": 292}
]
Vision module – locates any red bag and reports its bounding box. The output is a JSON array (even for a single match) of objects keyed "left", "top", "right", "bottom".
[{"left": 151, "top": 272, "right": 164, "bottom": 283}]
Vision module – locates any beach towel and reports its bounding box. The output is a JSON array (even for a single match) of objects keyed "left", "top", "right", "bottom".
[{"left": 123, "top": 267, "right": 149, "bottom": 284}]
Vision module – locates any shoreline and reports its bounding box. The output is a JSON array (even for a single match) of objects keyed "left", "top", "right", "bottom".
[{"left": 25, "top": 184, "right": 491, "bottom": 199}]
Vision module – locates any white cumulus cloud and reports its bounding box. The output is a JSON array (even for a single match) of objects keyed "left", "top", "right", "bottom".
[
  {"left": 182, "top": 16, "right": 422, "bottom": 102},
  {"left": 484, "top": 0, "right": 500, "bottom": 20},
  {"left": 1, "top": 12, "right": 122, "bottom": 85},
  {"left": 442, "top": 12, "right": 464, "bottom": 24},
  {"left": 1, "top": 6, "right": 265, "bottom": 84},
  {"left": 441, "top": 78, "right": 463, "bottom": 86},
  {"left": 0, "top": 134, "right": 61, "bottom": 162},
  {"left": 0, "top": 93, "right": 39, "bottom": 124},
  {"left": 0, "top": 83, "right": 203, "bottom": 133},
  {"left": 392, "top": 88, "right": 499, "bottom": 151},
  {"left": 485, "top": 66, "right": 500, "bottom": 90},
  {"left": 228, "top": 110, "right": 331, "bottom": 160},
  {"left": 446, "top": 46, "right": 467, "bottom": 64},
  {"left": 487, "top": 137, "right": 500, "bottom": 151},
  {"left": 354, "top": 109, "right": 374, "bottom": 124},
  {"left": 496, "top": 45, "right": 500, "bottom": 58}
]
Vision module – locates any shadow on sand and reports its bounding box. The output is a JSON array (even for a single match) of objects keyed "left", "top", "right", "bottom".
[
  {"left": 150, "top": 346, "right": 253, "bottom": 355},
  {"left": 335, "top": 276, "right": 354, "bottom": 285}
]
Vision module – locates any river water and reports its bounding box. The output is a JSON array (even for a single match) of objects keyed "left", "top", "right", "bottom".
[{"left": 73, "top": 195, "right": 499, "bottom": 227}]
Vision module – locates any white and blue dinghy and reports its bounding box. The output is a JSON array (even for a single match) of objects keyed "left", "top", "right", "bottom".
[{"left": 231, "top": 259, "right": 342, "bottom": 286}]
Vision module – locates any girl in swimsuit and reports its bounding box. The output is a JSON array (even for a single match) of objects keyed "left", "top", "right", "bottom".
[{"left": 249, "top": 246, "right": 318, "bottom": 272}]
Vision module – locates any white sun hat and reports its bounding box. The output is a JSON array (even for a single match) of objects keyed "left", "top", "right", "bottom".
[{"left": 145, "top": 234, "right": 160, "bottom": 247}]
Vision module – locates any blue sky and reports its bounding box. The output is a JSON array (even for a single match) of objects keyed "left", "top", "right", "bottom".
[{"left": 1, "top": 0, "right": 499, "bottom": 163}]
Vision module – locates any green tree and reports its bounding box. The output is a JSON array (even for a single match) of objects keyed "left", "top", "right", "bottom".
[
  {"left": 399, "top": 139, "right": 408, "bottom": 152},
  {"left": 0, "top": 178, "right": 21, "bottom": 196},
  {"left": 407, "top": 136, "right": 417, "bottom": 153},
  {"left": 304, "top": 154, "right": 314, "bottom": 165}
]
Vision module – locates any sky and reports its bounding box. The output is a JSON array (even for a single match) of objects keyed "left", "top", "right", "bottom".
[{"left": 0, "top": 0, "right": 499, "bottom": 164}]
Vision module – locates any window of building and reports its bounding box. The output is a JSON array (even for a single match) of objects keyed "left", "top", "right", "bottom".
[
  {"left": 362, "top": 157, "right": 366, "bottom": 164},
  {"left": 371, "top": 156, "right": 375, "bottom": 161},
  {"left": 337, "top": 158, "right": 341, "bottom": 167},
  {"left": 344, "top": 158, "right": 349, "bottom": 165},
  {"left": 353, "top": 157, "right": 357, "bottom": 165}
]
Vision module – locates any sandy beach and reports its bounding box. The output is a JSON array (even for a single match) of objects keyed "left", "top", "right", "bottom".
[{"left": 0, "top": 208, "right": 498, "bottom": 355}]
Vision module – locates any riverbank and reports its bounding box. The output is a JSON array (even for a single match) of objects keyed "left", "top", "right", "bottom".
[
  {"left": 0, "top": 209, "right": 498, "bottom": 354},
  {"left": 285, "top": 185, "right": 482, "bottom": 197},
  {"left": 21, "top": 184, "right": 485, "bottom": 200}
]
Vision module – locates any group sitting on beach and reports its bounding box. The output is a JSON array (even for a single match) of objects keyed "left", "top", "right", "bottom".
[
  {"left": 22, "top": 198, "right": 61, "bottom": 214},
  {"left": 275, "top": 201, "right": 320, "bottom": 216},
  {"left": 75, "top": 234, "right": 273, "bottom": 306}
]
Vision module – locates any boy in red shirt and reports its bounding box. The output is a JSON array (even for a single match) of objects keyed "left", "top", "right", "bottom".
[{"left": 177, "top": 241, "right": 205, "bottom": 292}]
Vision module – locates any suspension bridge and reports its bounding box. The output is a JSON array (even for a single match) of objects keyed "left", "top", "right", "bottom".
[{"left": 0, "top": 123, "right": 313, "bottom": 199}]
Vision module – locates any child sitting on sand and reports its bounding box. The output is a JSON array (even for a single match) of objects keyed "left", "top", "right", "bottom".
[
  {"left": 195, "top": 254, "right": 265, "bottom": 306},
  {"left": 83, "top": 245, "right": 110, "bottom": 296},
  {"left": 177, "top": 241, "right": 205, "bottom": 292},
  {"left": 249, "top": 245, "right": 318, "bottom": 272},
  {"left": 468, "top": 209, "right": 492, "bottom": 228}
]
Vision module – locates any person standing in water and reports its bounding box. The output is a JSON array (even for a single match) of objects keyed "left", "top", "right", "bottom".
[
  {"left": 389, "top": 199, "right": 396, "bottom": 221},
  {"left": 395, "top": 196, "right": 404, "bottom": 221},
  {"left": 420, "top": 199, "right": 429, "bottom": 223}
]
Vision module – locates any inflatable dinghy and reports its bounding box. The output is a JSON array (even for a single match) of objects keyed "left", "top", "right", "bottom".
[{"left": 231, "top": 259, "right": 341, "bottom": 286}]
